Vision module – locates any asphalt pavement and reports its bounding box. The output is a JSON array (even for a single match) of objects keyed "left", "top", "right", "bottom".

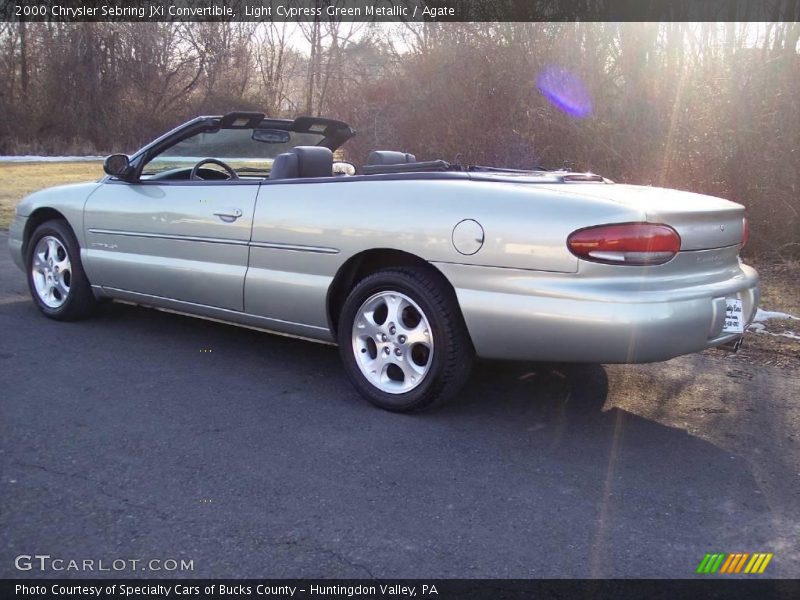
[{"left": 1, "top": 231, "right": 798, "bottom": 578}]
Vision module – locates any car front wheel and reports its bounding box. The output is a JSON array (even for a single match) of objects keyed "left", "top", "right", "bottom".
[
  {"left": 26, "top": 219, "right": 97, "bottom": 321},
  {"left": 338, "top": 268, "right": 473, "bottom": 412}
]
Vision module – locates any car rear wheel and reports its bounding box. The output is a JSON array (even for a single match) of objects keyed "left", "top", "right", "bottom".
[
  {"left": 337, "top": 268, "right": 473, "bottom": 412},
  {"left": 27, "top": 219, "right": 96, "bottom": 321}
]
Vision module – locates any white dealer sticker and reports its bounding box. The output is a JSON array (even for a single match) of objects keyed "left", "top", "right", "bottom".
[{"left": 723, "top": 299, "right": 744, "bottom": 334}]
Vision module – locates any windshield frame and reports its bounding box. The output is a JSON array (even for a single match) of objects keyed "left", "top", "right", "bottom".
[
  {"left": 142, "top": 129, "right": 330, "bottom": 178},
  {"left": 116, "top": 112, "right": 355, "bottom": 182}
]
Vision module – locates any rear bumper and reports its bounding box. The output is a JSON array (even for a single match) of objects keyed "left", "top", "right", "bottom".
[{"left": 434, "top": 258, "right": 759, "bottom": 363}]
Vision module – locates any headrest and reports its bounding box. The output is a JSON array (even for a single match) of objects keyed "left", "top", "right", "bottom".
[
  {"left": 269, "top": 152, "right": 298, "bottom": 180},
  {"left": 293, "top": 146, "right": 333, "bottom": 178},
  {"left": 367, "top": 150, "right": 417, "bottom": 166}
]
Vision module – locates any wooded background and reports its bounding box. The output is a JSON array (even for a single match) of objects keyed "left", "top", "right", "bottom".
[{"left": 0, "top": 22, "right": 798, "bottom": 255}]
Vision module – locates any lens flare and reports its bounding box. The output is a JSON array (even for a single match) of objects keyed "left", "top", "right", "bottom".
[{"left": 536, "top": 66, "right": 593, "bottom": 118}]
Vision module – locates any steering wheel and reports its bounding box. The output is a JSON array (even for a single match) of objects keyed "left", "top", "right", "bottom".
[{"left": 190, "top": 158, "right": 239, "bottom": 181}]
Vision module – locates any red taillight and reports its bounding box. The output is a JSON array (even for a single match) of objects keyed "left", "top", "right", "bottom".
[
  {"left": 567, "top": 223, "right": 681, "bottom": 266},
  {"left": 741, "top": 217, "right": 749, "bottom": 249}
]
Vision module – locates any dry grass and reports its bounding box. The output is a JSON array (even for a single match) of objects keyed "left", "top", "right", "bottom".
[
  {"left": 752, "top": 259, "right": 800, "bottom": 318},
  {"left": 0, "top": 162, "right": 102, "bottom": 229}
]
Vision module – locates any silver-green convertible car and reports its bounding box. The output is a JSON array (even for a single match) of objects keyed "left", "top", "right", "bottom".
[{"left": 8, "top": 112, "right": 759, "bottom": 411}]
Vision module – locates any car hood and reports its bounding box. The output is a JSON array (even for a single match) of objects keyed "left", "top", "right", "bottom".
[{"left": 16, "top": 181, "right": 102, "bottom": 217}]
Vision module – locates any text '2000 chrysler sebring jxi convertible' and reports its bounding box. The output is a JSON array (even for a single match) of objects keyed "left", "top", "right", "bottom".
[{"left": 8, "top": 111, "right": 759, "bottom": 411}]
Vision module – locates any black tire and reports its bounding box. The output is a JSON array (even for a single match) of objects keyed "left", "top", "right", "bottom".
[
  {"left": 26, "top": 219, "right": 97, "bottom": 321},
  {"left": 337, "top": 267, "right": 474, "bottom": 412}
]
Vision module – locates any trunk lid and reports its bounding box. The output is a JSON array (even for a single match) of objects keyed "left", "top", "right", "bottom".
[{"left": 533, "top": 183, "right": 745, "bottom": 251}]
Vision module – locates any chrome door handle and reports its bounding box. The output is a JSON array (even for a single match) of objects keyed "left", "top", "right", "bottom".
[{"left": 213, "top": 208, "right": 243, "bottom": 223}]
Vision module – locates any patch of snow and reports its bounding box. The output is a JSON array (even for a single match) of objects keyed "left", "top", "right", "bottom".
[
  {"left": 0, "top": 155, "right": 104, "bottom": 163},
  {"left": 753, "top": 308, "right": 799, "bottom": 323},
  {"left": 748, "top": 326, "right": 800, "bottom": 341},
  {"left": 749, "top": 316, "right": 800, "bottom": 341}
]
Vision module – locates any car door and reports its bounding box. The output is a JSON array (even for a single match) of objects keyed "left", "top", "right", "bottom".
[{"left": 83, "top": 180, "right": 259, "bottom": 311}]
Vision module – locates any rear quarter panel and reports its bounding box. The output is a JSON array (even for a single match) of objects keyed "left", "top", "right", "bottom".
[{"left": 246, "top": 178, "right": 643, "bottom": 328}]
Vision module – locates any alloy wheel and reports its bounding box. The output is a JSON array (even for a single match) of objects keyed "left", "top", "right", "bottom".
[
  {"left": 31, "top": 235, "right": 72, "bottom": 308},
  {"left": 351, "top": 291, "right": 434, "bottom": 394}
]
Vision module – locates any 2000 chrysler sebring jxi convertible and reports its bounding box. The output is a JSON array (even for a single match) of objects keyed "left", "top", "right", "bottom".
[{"left": 9, "top": 112, "right": 759, "bottom": 412}]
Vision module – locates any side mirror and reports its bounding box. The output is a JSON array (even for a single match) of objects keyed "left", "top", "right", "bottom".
[{"left": 103, "top": 154, "right": 131, "bottom": 178}]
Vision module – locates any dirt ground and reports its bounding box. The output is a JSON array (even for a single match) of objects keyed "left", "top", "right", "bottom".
[{"left": 744, "top": 260, "right": 800, "bottom": 370}]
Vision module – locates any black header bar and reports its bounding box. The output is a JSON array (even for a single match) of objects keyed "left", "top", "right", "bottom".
[{"left": 2, "top": 0, "right": 800, "bottom": 22}]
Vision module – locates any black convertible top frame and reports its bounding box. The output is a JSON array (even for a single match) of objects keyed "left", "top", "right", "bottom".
[{"left": 118, "top": 112, "right": 355, "bottom": 182}]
